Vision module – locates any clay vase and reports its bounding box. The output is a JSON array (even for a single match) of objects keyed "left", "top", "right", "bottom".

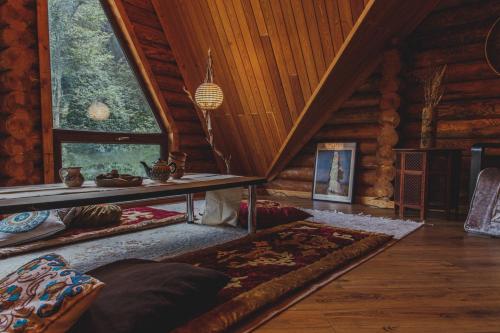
[
  {"left": 420, "top": 106, "right": 436, "bottom": 149},
  {"left": 168, "top": 152, "right": 187, "bottom": 179},
  {"left": 59, "top": 167, "right": 85, "bottom": 187}
]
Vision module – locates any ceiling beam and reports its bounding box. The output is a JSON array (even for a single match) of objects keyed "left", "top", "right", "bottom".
[{"left": 266, "top": 0, "right": 440, "bottom": 180}]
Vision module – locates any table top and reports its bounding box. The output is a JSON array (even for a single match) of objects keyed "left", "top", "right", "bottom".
[{"left": 0, "top": 173, "right": 266, "bottom": 214}]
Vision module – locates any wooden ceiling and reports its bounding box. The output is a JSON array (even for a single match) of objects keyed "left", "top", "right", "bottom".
[
  {"left": 112, "top": 0, "right": 440, "bottom": 177},
  {"left": 152, "top": 0, "right": 368, "bottom": 175}
]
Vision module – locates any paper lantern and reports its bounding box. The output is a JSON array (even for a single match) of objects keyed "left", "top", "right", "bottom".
[
  {"left": 195, "top": 49, "right": 223, "bottom": 111},
  {"left": 195, "top": 82, "right": 224, "bottom": 110},
  {"left": 87, "top": 101, "right": 110, "bottom": 121}
]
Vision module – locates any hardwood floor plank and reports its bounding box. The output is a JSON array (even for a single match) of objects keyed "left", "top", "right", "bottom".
[{"left": 253, "top": 196, "right": 500, "bottom": 333}]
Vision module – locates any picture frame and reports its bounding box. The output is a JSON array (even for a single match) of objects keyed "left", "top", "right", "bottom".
[{"left": 312, "top": 142, "right": 357, "bottom": 203}]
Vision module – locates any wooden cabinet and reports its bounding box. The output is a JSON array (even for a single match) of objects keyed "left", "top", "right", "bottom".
[{"left": 394, "top": 149, "right": 461, "bottom": 221}]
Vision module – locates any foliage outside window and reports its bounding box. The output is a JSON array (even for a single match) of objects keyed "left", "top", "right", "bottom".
[{"left": 48, "top": 0, "right": 166, "bottom": 179}]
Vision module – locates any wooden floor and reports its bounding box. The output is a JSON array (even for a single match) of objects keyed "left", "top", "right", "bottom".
[{"left": 254, "top": 197, "right": 500, "bottom": 333}]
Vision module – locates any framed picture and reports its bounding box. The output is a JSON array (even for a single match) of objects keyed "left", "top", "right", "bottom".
[{"left": 312, "top": 142, "right": 357, "bottom": 203}]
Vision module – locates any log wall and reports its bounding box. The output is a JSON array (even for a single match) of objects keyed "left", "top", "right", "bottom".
[
  {"left": 0, "top": 0, "right": 43, "bottom": 186},
  {"left": 266, "top": 70, "right": 382, "bottom": 200},
  {"left": 266, "top": 0, "right": 500, "bottom": 208},
  {"left": 399, "top": 0, "right": 500, "bottom": 205}
]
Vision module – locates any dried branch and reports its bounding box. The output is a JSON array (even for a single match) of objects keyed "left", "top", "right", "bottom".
[
  {"left": 183, "top": 86, "right": 232, "bottom": 174},
  {"left": 420, "top": 64, "right": 447, "bottom": 109}
]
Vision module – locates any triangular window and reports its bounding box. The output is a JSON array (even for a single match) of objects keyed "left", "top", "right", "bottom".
[
  {"left": 47, "top": 0, "right": 167, "bottom": 179},
  {"left": 48, "top": 0, "right": 161, "bottom": 133}
]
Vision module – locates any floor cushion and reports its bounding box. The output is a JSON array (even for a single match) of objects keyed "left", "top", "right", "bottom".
[
  {"left": 69, "top": 259, "right": 230, "bottom": 333},
  {"left": 57, "top": 204, "right": 123, "bottom": 228},
  {"left": 238, "top": 200, "right": 312, "bottom": 229},
  {"left": 0, "top": 253, "right": 104, "bottom": 333},
  {"left": 0, "top": 211, "right": 66, "bottom": 247}
]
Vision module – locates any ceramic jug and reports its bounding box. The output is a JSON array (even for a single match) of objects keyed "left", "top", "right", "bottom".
[
  {"left": 168, "top": 152, "right": 187, "bottom": 179},
  {"left": 59, "top": 167, "right": 85, "bottom": 187}
]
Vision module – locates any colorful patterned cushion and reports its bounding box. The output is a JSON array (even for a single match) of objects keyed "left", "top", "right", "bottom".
[
  {"left": 238, "top": 200, "right": 312, "bottom": 229},
  {"left": 0, "top": 211, "right": 66, "bottom": 248},
  {"left": 0, "top": 253, "right": 104, "bottom": 333}
]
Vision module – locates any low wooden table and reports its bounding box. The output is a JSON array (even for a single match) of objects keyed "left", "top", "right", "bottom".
[{"left": 0, "top": 174, "right": 267, "bottom": 233}]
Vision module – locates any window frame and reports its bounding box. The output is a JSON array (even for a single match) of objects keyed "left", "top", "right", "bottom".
[{"left": 38, "top": 0, "right": 169, "bottom": 183}]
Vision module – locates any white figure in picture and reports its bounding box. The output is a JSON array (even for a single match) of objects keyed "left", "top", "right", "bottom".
[{"left": 328, "top": 152, "right": 344, "bottom": 194}]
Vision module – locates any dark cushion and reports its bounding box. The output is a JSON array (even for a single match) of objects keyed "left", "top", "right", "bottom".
[
  {"left": 238, "top": 200, "right": 312, "bottom": 229},
  {"left": 69, "top": 259, "right": 230, "bottom": 333},
  {"left": 57, "top": 204, "right": 122, "bottom": 228}
]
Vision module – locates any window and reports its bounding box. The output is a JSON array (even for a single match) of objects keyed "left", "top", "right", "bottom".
[{"left": 47, "top": 0, "right": 167, "bottom": 180}]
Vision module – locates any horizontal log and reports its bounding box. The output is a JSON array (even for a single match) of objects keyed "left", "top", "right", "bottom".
[
  {"left": 404, "top": 99, "right": 500, "bottom": 121},
  {"left": 405, "top": 79, "right": 500, "bottom": 103},
  {"left": 162, "top": 90, "right": 193, "bottom": 107},
  {"left": 327, "top": 108, "right": 380, "bottom": 125},
  {"left": 341, "top": 93, "right": 380, "bottom": 109},
  {"left": 148, "top": 59, "right": 182, "bottom": 78},
  {"left": 180, "top": 148, "right": 214, "bottom": 161},
  {"left": 360, "top": 154, "right": 377, "bottom": 170},
  {"left": 416, "top": 0, "right": 500, "bottom": 33},
  {"left": 277, "top": 167, "right": 377, "bottom": 187},
  {"left": 155, "top": 75, "right": 185, "bottom": 92},
  {"left": 168, "top": 106, "right": 198, "bottom": 121},
  {"left": 401, "top": 138, "right": 500, "bottom": 152},
  {"left": 277, "top": 167, "right": 313, "bottom": 182},
  {"left": 176, "top": 121, "right": 204, "bottom": 135},
  {"left": 132, "top": 23, "right": 169, "bottom": 47},
  {"left": 410, "top": 61, "right": 498, "bottom": 84},
  {"left": 122, "top": 2, "right": 162, "bottom": 29},
  {"left": 123, "top": 0, "right": 155, "bottom": 11},
  {"left": 411, "top": 43, "right": 484, "bottom": 68},
  {"left": 179, "top": 135, "right": 209, "bottom": 148},
  {"left": 409, "top": 18, "right": 495, "bottom": 51},
  {"left": 356, "top": 78, "right": 380, "bottom": 94},
  {"left": 267, "top": 179, "right": 312, "bottom": 192},
  {"left": 316, "top": 124, "right": 379, "bottom": 140},
  {"left": 141, "top": 44, "right": 176, "bottom": 62},
  {"left": 185, "top": 161, "right": 218, "bottom": 174},
  {"left": 402, "top": 118, "right": 500, "bottom": 139}
]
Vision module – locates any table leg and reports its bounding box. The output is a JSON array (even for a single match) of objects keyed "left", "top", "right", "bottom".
[
  {"left": 186, "top": 193, "right": 194, "bottom": 224},
  {"left": 248, "top": 185, "right": 257, "bottom": 234}
]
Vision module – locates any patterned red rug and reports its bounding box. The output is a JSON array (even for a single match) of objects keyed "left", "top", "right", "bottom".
[
  {"left": 157, "top": 221, "right": 393, "bottom": 333},
  {"left": 0, "top": 207, "right": 185, "bottom": 259}
]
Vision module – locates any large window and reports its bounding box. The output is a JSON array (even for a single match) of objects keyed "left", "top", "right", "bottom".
[{"left": 47, "top": 0, "right": 166, "bottom": 179}]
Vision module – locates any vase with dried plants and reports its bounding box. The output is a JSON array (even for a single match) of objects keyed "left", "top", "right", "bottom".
[
  {"left": 419, "top": 65, "right": 447, "bottom": 149},
  {"left": 184, "top": 49, "right": 231, "bottom": 174}
]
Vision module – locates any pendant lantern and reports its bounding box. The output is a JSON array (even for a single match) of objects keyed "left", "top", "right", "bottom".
[{"left": 194, "top": 49, "right": 223, "bottom": 110}]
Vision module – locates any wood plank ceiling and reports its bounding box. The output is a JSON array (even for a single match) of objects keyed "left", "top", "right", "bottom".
[{"left": 152, "top": 0, "right": 368, "bottom": 175}]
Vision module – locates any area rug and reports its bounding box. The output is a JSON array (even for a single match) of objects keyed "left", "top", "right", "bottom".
[
  {"left": 0, "top": 201, "right": 421, "bottom": 278},
  {"left": 0, "top": 207, "right": 185, "bottom": 259},
  {"left": 156, "top": 221, "right": 392, "bottom": 333}
]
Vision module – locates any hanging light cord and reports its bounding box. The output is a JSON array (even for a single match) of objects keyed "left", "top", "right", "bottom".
[{"left": 204, "top": 48, "right": 214, "bottom": 83}]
